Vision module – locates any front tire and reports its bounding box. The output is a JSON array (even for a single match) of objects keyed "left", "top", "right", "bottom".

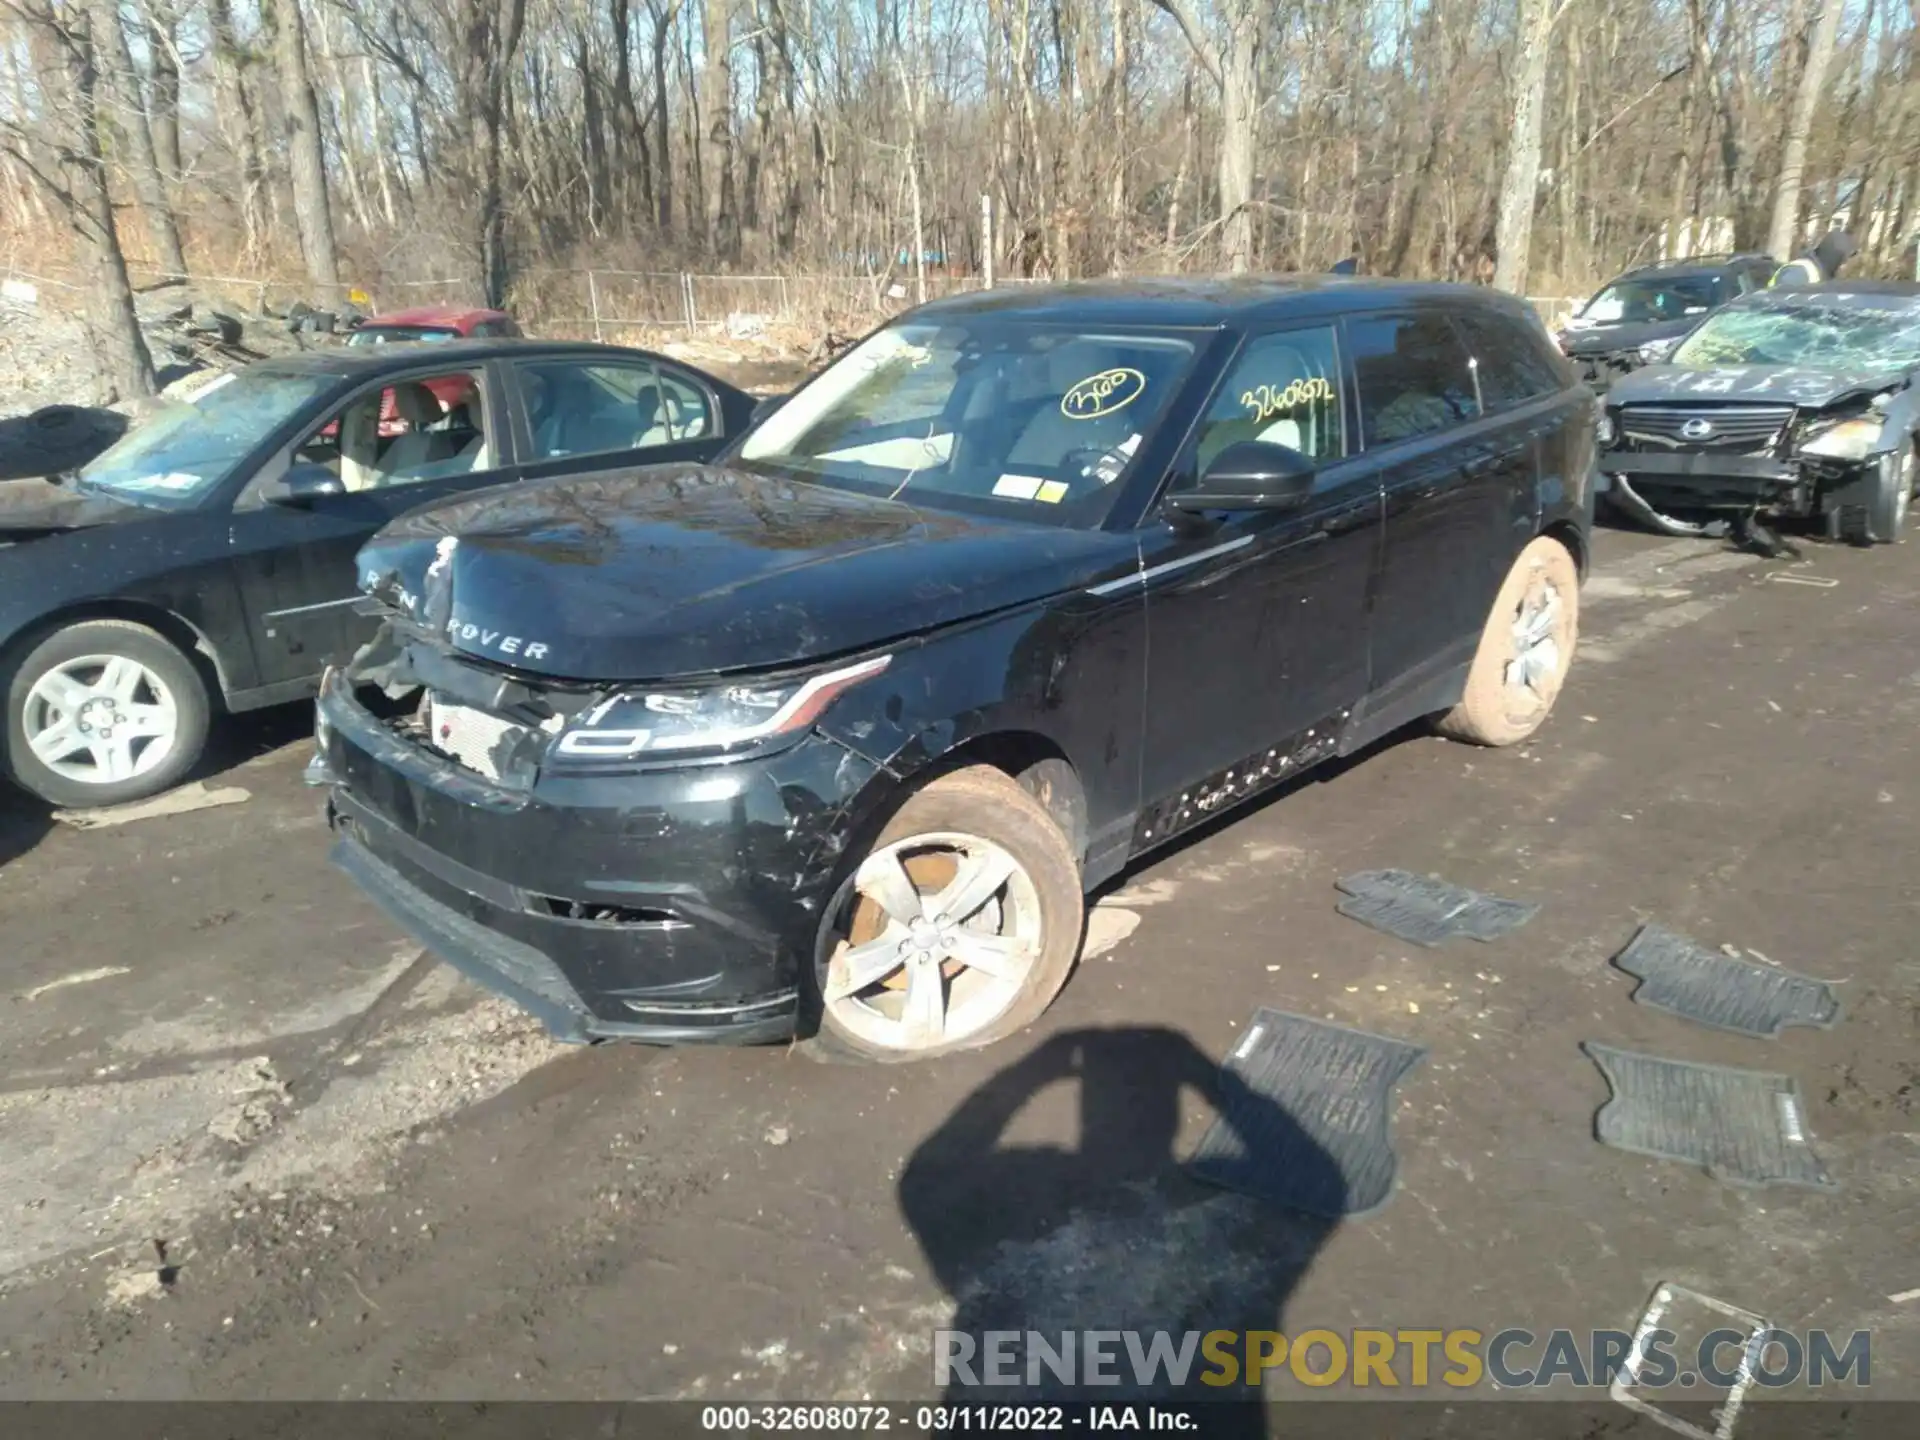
[
  {"left": 807, "top": 765, "right": 1084, "bottom": 1063},
  {"left": 3, "top": 619, "right": 210, "bottom": 807},
  {"left": 1436, "top": 536, "right": 1580, "bottom": 748},
  {"left": 1839, "top": 447, "right": 1914, "bottom": 546}
]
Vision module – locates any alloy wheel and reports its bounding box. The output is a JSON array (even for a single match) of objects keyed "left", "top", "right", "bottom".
[
  {"left": 821, "top": 831, "right": 1043, "bottom": 1053},
  {"left": 21, "top": 653, "right": 180, "bottom": 787},
  {"left": 1505, "top": 577, "right": 1564, "bottom": 700}
]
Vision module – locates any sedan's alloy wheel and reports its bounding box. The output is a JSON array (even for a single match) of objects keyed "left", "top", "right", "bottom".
[{"left": 22, "top": 654, "right": 180, "bottom": 786}]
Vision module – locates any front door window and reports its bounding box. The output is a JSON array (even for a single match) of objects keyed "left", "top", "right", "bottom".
[{"left": 295, "top": 370, "right": 490, "bottom": 492}]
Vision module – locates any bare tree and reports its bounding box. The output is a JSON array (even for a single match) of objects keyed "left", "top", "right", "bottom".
[
  {"left": 1768, "top": 0, "right": 1846, "bottom": 261},
  {"left": 4, "top": 0, "right": 155, "bottom": 398},
  {"left": 88, "top": 0, "right": 186, "bottom": 277},
  {"left": 271, "top": 0, "right": 341, "bottom": 288},
  {"left": 1151, "top": 0, "right": 1261, "bottom": 272},
  {"left": 1494, "top": 0, "right": 1574, "bottom": 293}
]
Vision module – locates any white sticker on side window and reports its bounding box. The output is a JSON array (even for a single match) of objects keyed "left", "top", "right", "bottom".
[{"left": 992, "top": 474, "right": 1045, "bottom": 499}]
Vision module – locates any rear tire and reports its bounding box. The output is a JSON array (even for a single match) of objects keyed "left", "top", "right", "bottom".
[
  {"left": 806, "top": 765, "right": 1084, "bottom": 1064},
  {"left": 3, "top": 619, "right": 210, "bottom": 808},
  {"left": 1436, "top": 536, "right": 1580, "bottom": 748}
]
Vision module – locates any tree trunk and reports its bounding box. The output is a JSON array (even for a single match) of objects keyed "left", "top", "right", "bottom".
[
  {"left": 1492, "top": 0, "right": 1564, "bottom": 294},
  {"left": 147, "top": 2, "right": 182, "bottom": 184},
  {"left": 272, "top": 0, "right": 341, "bottom": 289},
  {"left": 1151, "top": 0, "right": 1257, "bottom": 272},
  {"left": 25, "top": 10, "right": 154, "bottom": 399},
  {"left": 1216, "top": 12, "right": 1256, "bottom": 271},
  {"left": 1108, "top": 0, "right": 1128, "bottom": 273},
  {"left": 207, "top": 0, "right": 270, "bottom": 263},
  {"left": 652, "top": 0, "right": 678, "bottom": 233},
  {"left": 88, "top": 0, "right": 186, "bottom": 277},
  {"left": 1767, "top": 0, "right": 1844, "bottom": 260},
  {"left": 700, "top": 0, "right": 737, "bottom": 257}
]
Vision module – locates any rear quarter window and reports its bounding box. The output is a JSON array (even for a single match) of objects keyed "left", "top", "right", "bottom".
[
  {"left": 1451, "top": 309, "right": 1567, "bottom": 410},
  {"left": 1347, "top": 312, "right": 1480, "bottom": 447}
]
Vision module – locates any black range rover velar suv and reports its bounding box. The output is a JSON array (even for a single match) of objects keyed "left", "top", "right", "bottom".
[{"left": 311, "top": 279, "right": 1596, "bottom": 1062}]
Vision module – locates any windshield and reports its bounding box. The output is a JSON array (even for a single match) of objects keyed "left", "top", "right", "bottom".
[
  {"left": 1577, "top": 275, "right": 1720, "bottom": 325},
  {"left": 1671, "top": 297, "right": 1920, "bottom": 370},
  {"left": 78, "top": 370, "right": 339, "bottom": 509},
  {"left": 347, "top": 326, "right": 459, "bottom": 346},
  {"left": 735, "top": 320, "right": 1196, "bottom": 526}
]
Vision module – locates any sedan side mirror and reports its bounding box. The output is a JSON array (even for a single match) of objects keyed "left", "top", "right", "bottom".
[
  {"left": 265, "top": 461, "right": 347, "bottom": 506},
  {"left": 1168, "top": 440, "right": 1316, "bottom": 513},
  {"left": 751, "top": 392, "right": 791, "bottom": 425}
]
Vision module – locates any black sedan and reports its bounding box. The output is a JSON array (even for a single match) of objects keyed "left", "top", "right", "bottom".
[
  {"left": 0, "top": 340, "right": 754, "bottom": 806},
  {"left": 1598, "top": 282, "right": 1920, "bottom": 548},
  {"left": 315, "top": 278, "right": 1596, "bottom": 1061}
]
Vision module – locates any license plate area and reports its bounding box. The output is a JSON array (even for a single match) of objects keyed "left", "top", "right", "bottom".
[{"left": 427, "top": 693, "right": 558, "bottom": 781}]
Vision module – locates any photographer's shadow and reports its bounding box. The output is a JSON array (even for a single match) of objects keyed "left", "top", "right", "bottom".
[{"left": 900, "top": 1026, "right": 1344, "bottom": 1435}]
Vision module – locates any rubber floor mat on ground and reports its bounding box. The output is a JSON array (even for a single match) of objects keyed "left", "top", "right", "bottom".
[
  {"left": 1334, "top": 869, "right": 1539, "bottom": 947},
  {"left": 1582, "top": 1042, "right": 1837, "bottom": 1191},
  {"left": 1611, "top": 924, "right": 1843, "bottom": 1038},
  {"left": 1187, "top": 1009, "right": 1427, "bottom": 1218}
]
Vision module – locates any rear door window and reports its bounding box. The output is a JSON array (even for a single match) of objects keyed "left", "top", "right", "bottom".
[
  {"left": 514, "top": 360, "right": 715, "bottom": 459},
  {"left": 1347, "top": 313, "right": 1480, "bottom": 447},
  {"left": 1451, "top": 310, "right": 1566, "bottom": 411}
]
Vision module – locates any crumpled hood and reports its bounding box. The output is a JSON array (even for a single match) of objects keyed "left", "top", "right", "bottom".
[
  {"left": 356, "top": 464, "right": 1137, "bottom": 683},
  {"left": 1558, "top": 317, "right": 1698, "bottom": 354},
  {"left": 0, "top": 478, "right": 154, "bottom": 541},
  {"left": 1607, "top": 362, "right": 1910, "bottom": 411}
]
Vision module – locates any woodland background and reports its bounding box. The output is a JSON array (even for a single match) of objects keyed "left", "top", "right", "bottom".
[{"left": 0, "top": 0, "right": 1911, "bottom": 396}]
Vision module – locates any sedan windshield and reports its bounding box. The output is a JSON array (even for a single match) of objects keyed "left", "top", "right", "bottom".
[
  {"left": 1671, "top": 296, "right": 1920, "bottom": 370},
  {"left": 1576, "top": 275, "right": 1719, "bottom": 325},
  {"left": 347, "top": 326, "right": 459, "bottom": 346},
  {"left": 735, "top": 320, "right": 1196, "bottom": 526},
  {"left": 78, "top": 370, "right": 338, "bottom": 509}
]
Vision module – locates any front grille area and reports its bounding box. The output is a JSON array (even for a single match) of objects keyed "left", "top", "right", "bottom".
[{"left": 1618, "top": 404, "right": 1792, "bottom": 454}]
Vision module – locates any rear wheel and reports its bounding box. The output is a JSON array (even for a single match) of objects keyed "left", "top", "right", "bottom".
[
  {"left": 3, "top": 619, "right": 210, "bottom": 807},
  {"left": 808, "top": 766, "right": 1083, "bottom": 1063},
  {"left": 1436, "top": 536, "right": 1580, "bottom": 748}
]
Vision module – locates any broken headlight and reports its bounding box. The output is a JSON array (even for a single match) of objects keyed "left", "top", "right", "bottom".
[
  {"left": 1597, "top": 411, "right": 1618, "bottom": 445},
  {"left": 550, "top": 654, "right": 892, "bottom": 765},
  {"left": 1799, "top": 418, "right": 1883, "bottom": 462}
]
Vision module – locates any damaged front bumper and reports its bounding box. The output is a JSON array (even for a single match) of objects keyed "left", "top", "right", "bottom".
[
  {"left": 1597, "top": 447, "right": 1880, "bottom": 520},
  {"left": 312, "top": 667, "right": 882, "bottom": 1046},
  {"left": 1598, "top": 449, "right": 1802, "bottom": 510}
]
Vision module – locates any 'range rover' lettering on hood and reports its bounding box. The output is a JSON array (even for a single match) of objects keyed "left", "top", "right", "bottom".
[{"left": 353, "top": 464, "right": 1141, "bottom": 683}]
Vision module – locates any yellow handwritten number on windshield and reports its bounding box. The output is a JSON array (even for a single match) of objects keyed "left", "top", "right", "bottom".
[
  {"left": 1061, "top": 368, "right": 1147, "bottom": 420},
  {"left": 1243, "top": 377, "right": 1333, "bottom": 423}
]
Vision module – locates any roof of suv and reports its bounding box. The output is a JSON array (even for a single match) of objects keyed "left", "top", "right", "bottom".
[
  {"left": 1609, "top": 254, "right": 1775, "bottom": 283},
  {"left": 912, "top": 275, "right": 1539, "bottom": 328}
]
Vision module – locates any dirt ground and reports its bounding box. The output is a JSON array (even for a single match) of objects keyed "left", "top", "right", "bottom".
[{"left": 0, "top": 522, "right": 1915, "bottom": 1411}]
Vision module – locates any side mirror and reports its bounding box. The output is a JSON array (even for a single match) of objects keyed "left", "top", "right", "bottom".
[
  {"left": 265, "top": 461, "right": 346, "bottom": 506},
  {"left": 751, "top": 392, "right": 791, "bottom": 425},
  {"left": 1168, "top": 441, "right": 1316, "bottom": 513}
]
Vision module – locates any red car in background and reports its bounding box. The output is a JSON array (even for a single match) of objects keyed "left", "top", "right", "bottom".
[{"left": 344, "top": 306, "right": 523, "bottom": 435}]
